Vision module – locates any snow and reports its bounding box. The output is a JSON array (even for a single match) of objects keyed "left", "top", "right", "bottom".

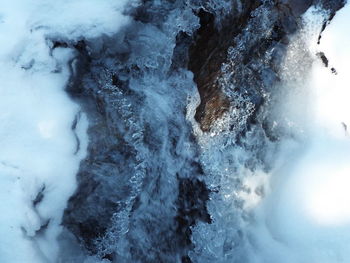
[
  {"left": 248, "top": 4, "right": 350, "bottom": 262},
  {"left": 0, "top": 0, "right": 129, "bottom": 262}
]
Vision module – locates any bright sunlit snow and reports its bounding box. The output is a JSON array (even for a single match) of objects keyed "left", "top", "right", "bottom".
[{"left": 247, "top": 4, "right": 350, "bottom": 263}]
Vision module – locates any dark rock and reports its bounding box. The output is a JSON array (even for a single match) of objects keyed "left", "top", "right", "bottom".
[
  {"left": 278, "top": 0, "right": 313, "bottom": 16},
  {"left": 182, "top": 255, "right": 192, "bottom": 263},
  {"left": 176, "top": 177, "right": 211, "bottom": 247},
  {"left": 317, "top": 52, "right": 329, "bottom": 67},
  {"left": 32, "top": 185, "right": 45, "bottom": 207}
]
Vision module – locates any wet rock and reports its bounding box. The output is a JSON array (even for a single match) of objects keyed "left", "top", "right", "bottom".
[
  {"left": 189, "top": 2, "right": 260, "bottom": 132},
  {"left": 176, "top": 177, "right": 211, "bottom": 247}
]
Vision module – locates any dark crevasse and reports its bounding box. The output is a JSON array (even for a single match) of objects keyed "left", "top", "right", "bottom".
[{"left": 59, "top": 0, "right": 346, "bottom": 262}]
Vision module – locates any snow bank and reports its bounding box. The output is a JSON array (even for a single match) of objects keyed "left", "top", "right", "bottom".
[{"left": 0, "top": 0, "right": 130, "bottom": 262}]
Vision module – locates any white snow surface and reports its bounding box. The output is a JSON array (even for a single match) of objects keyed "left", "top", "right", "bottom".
[
  {"left": 0, "top": 0, "right": 130, "bottom": 262},
  {"left": 247, "top": 4, "right": 350, "bottom": 263}
]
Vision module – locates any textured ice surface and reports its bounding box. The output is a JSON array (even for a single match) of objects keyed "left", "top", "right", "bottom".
[
  {"left": 1, "top": 0, "right": 349, "bottom": 262},
  {"left": 189, "top": 3, "right": 350, "bottom": 263},
  {"left": 61, "top": 1, "right": 207, "bottom": 261}
]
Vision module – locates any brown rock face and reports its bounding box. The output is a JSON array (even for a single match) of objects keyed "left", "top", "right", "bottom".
[{"left": 189, "top": 2, "right": 260, "bottom": 132}]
